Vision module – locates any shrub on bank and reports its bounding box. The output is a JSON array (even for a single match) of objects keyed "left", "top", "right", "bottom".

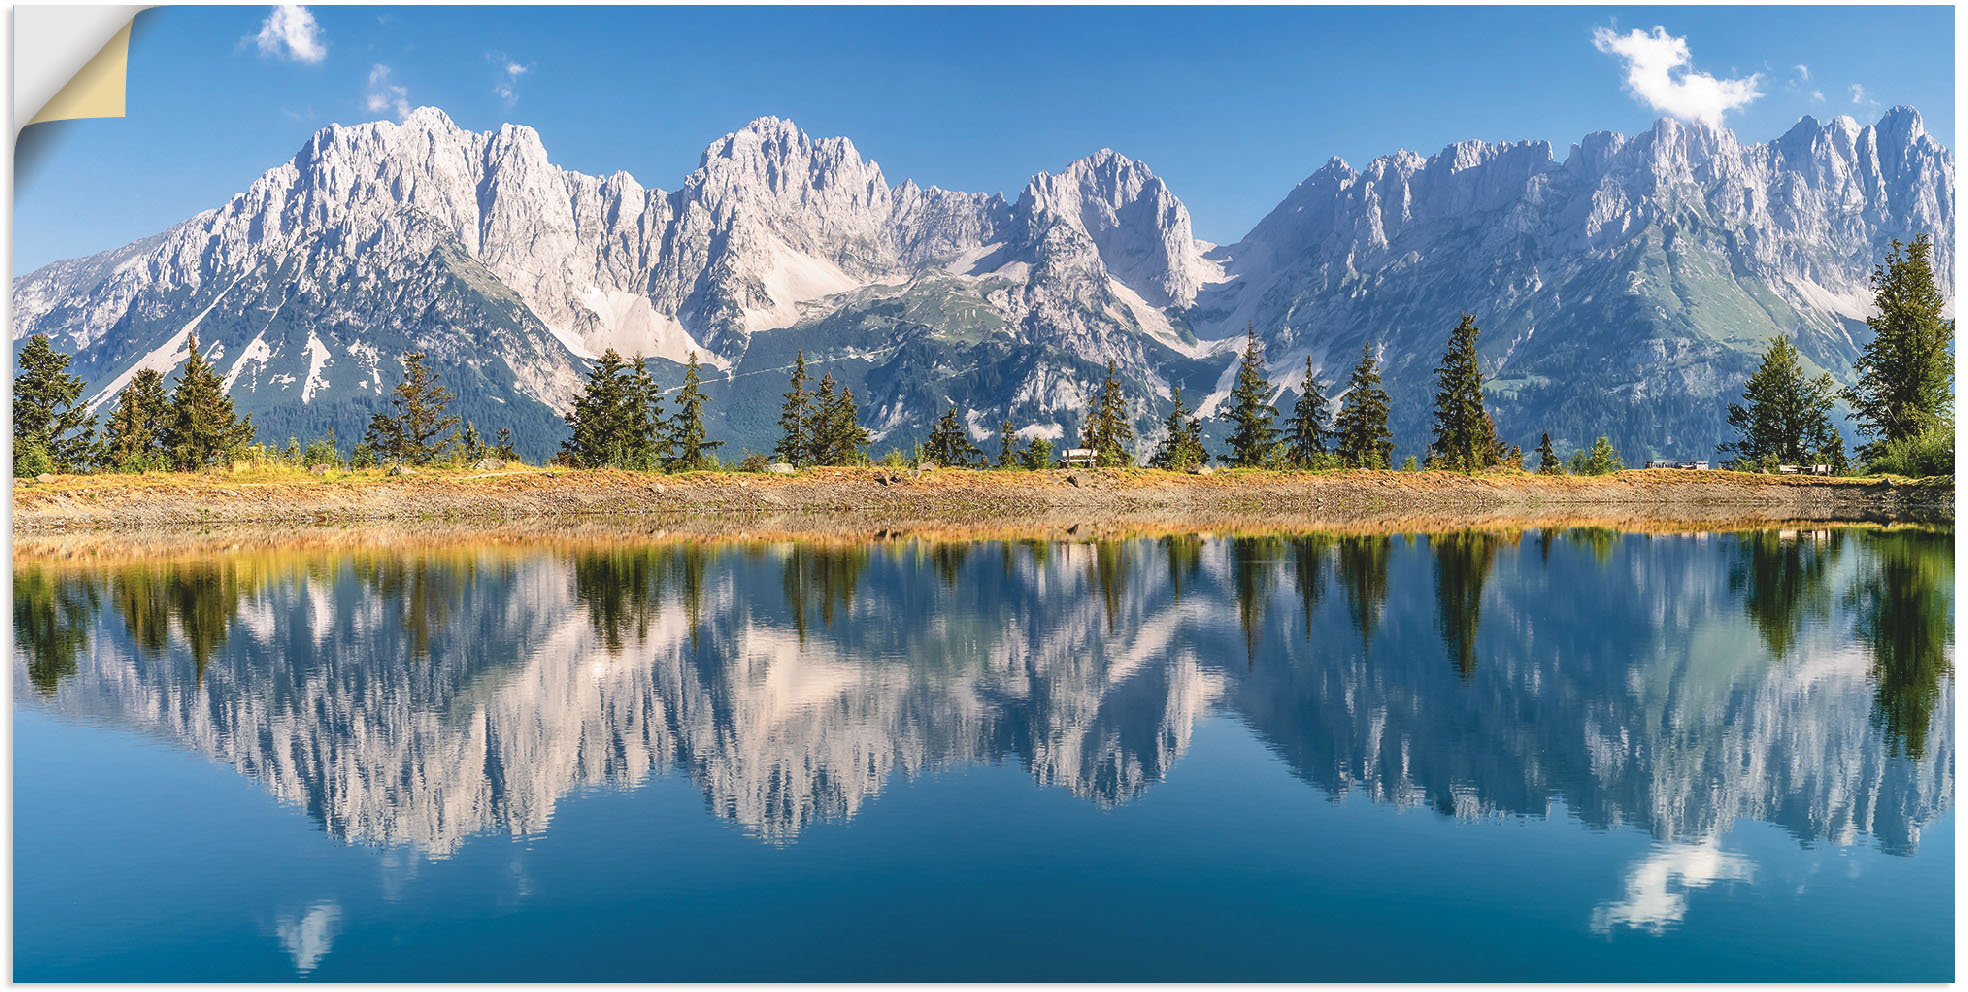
[{"left": 1866, "top": 422, "right": 1954, "bottom": 478}]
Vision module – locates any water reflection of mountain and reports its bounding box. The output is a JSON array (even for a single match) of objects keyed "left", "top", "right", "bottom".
[{"left": 15, "top": 528, "right": 1952, "bottom": 856}]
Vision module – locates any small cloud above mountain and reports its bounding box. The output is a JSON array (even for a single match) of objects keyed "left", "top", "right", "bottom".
[
  {"left": 1592, "top": 25, "right": 1761, "bottom": 127},
  {"left": 365, "top": 63, "right": 410, "bottom": 120},
  {"left": 253, "top": 5, "right": 326, "bottom": 64},
  {"left": 489, "top": 52, "right": 530, "bottom": 108}
]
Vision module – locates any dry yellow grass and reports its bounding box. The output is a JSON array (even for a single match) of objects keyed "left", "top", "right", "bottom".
[{"left": 9, "top": 462, "right": 1950, "bottom": 544}]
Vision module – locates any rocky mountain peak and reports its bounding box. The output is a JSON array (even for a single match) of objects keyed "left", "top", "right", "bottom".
[{"left": 1014, "top": 149, "right": 1210, "bottom": 307}]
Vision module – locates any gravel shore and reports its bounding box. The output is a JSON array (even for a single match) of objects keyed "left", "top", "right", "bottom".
[{"left": 10, "top": 466, "right": 1951, "bottom": 538}]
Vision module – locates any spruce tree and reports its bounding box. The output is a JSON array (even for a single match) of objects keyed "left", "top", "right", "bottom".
[
  {"left": 1149, "top": 385, "right": 1207, "bottom": 470},
  {"left": 1022, "top": 436, "right": 1055, "bottom": 470},
  {"left": 997, "top": 419, "right": 1019, "bottom": 468},
  {"left": 1078, "top": 361, "right": 1135, "bottom": 467},
  {"left": 1428, "top": 312, "right": 1497, "bottom": 472},
  {"left": 493, "top": 427, "right": 519, "bottom": 461},
  {"left": 1847, "top": 234, "right": 1953, "bottom": 460},
  {"left": 1224, "top": 325, "right": 1279, "bottom": 467},
  {"left": 667, "top": 351, "right": 721, "bottom": 470},
  {"left": 562, "top": 350, "right": 635, "bottom": 467},
  {"left": 165, "top": 329, "right": 255, "bottom": 470},
  {"left": 814, "top": 381, "right": 870, "bottom": 465},
  {"left": 625, "top": 355, "right": 669, "bottom": 469},
  {"left": 365, "top": 351, "right": 458, "bottom": 465},
  {"left": 1718, "top": 334, "right": 1842, "bottom": 469},
  {"left": 1334, "top": 343, "right": 1394, "bottom": 469},
  {"left": 926, "top": 407, "right": 982, "bottom": 466},
  {"left": 808, "top": 373, "right": 839, "bottom": 464},
  {"left": 101, "top": 368, "right": 170, "bottom": 470},
  {"left": 776, "top": 352, "right": 812, "bottom": 465},
  {"left": 14, "top": 334, "right": 97, "bottom": 473},
  {"left": 1569, "top": 436, "right": 1625, "bottom": 476},
  {"left": 1283, "top": 354, "right": 1331, "bottom": 467},
  {"left": 1536, "top": 432, "right": 1561, "bottom": 475},
  {"left": 460, "top": 420, "right": 485, "bottom": 460}
]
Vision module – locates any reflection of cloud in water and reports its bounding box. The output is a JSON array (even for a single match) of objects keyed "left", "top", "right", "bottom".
[
  {"left": 1592, "top": 841, "right": 1752, "bottom": 934},
  {"left": 274, "top": 900, "right": 343, "bottom": 975}
]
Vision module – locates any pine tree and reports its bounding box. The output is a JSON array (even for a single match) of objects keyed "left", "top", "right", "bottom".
[
  {"left": 1223, "top": 325, "right": 1279, "bottom": 467},
  {"left": 626, "top": 355, "right": 669, "bottom": 469},
  {"left": 1719, "top": 335, "right": 1842, "bottom": 469},
  {"left": 776, "top": 352, "right": 812, "bottom": 465},
  {"left": 1283, "top": 355, "right": 1331, "bottom": 467},
  {"left": 1078, "top": 361, "right": 1135, "bottom": 467},
  {"left": 1428, "top": 312, "right": 1497, "bottom": 472},
  {"left": 807, "top": 373, "right": 839, "bottom": 464},
  {"left": 1536, "top": 432, "right": 1561, "bottom": 475},
  {"left": 997, "top": 419, "right": 1019, "bottom": 468},
  {"left": 667, "top": 351, "right": 721, "bottom": 470},
  {"left": 364, "top": 351, "right": 458, "bottom": 465},
  {"left": 165, "top": 329, "right": 255, "bottom": 470},
  {"left": 1847, "top": 234, "right": 1954, "bottom": 460},
  {"left": 101, "top": 368, "right": 170, "bottom": 470},
  {"left": 561, "top": 350, "right": 636, "bottom": 467},
  {"left": 1334, "top": 343, "right": 1394, "bottom": 469},
  {"left": 1149, "top": 385, "right": 1207, "bottom": 470},
  {"left": 13, "top": 334, "right": 97, "bottom": 472},
  {"left": 813, "top": 381, "right": 871, "bottom": 465},
  {"left": 493, "top": 427, "right": 519, "bottom": 461},
  {"left": 1569, "top": 436, "right": 1625, "bottom": 475},
  {"left": 925, "top": 407, "right": 982, "bottom": 466},
  {"left": 461, "top": 420, "right": 485, "bottom": 460},
  {"left": 1023, "top": 436, "right": 1055, "bottom": 470}
]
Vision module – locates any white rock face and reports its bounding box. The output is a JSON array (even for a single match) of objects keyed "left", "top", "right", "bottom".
[{"left": 13, "top": 111, "right": 1209, "bottom": 423}]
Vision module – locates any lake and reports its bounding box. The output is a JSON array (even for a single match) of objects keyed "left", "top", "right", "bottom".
[{"left": 12, "top": 525, "right": 1954, "bottom": 981}]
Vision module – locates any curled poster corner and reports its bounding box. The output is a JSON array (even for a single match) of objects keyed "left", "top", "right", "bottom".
[{"left": 14, "top": 5, "right": 149, "bottom": 131}]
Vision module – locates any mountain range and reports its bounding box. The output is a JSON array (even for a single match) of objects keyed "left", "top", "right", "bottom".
[{"left": 13, "top": 107, "right": 1953, "bottom": 462}]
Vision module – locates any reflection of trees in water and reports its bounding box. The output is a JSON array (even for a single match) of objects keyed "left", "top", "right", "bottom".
[
  {"left": 782, "top": 544, "right": 868, "bottom": 640},
  {"left": 1731, "top": 530, "right": 1843, "bottom": 659},
  {"left": 573, "top": 547, "right": 671, "bottom": 651},
  {"left": 1336, "top": 535, "right": 1391, "bottom": 652},
  {"left": 1431, "top": 530, "right": 1508, "bottom": 679},
  {"left": 13, "top": 568, "right": 98, "bottom": 695},
  {"left": 16, "top": 526, "right": 1953, "bottom": 856},
  {"left": 357, "top": 556, "right": 480, "bottom": 659},
  {"left": 1291, "top": 535, "right": 1332, "bottom": 640},
  {"left": 1847, "top": 530, "right": 1954, "bottom": 760},
  {"left": 1161, "top": 535, "right": 1202, "bottom": 600},
  {"left": 1090, "top": 541, "right": 1129, "bottom": 634},
  {"left": 926, "top": 543, "right": 970, "bottom": 590},
  {"left": 1230, "top": 537, "right": 1281, "bottom": 664},
  {"left": 1565, "top": 527, "right": 1619, "bottom": 564}
]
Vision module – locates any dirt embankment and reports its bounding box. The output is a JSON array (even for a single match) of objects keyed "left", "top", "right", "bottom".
[{"left": 9, "top": 466, "right": 1952, "bottom": 538}]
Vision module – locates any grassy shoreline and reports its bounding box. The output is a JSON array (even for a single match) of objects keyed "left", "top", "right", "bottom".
[{"left": 11, "top": 463, "right": 1952, "bottom": 536}]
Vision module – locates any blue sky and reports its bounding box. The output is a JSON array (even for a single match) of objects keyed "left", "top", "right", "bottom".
[{"left": 14, "top": 5, "right": 1954, "bottom": 273}]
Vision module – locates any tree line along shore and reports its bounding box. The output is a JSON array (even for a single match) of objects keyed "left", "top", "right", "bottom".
[{"left": 13, "top": 236, "right": 1952, "bottom": 484}]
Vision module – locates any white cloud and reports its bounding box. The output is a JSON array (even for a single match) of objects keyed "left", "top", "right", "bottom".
[
  {"left": 1850, "top": 83, "right": 1875, "bottom": 106},
  {"left": 365, "top": 64, "right": 410, "bottom": 121},
  {"left": 1591, "top": 841, "right": 1752, "bottom": 934},
  {"left": 1792, "top": 64, "right": 1810, "bottom": 82},
  {"left": 1592, "top": 25, "right": 1762, "bottom": 127},
  {"left": 1811, "top": 90, "right": 1826, "bottom": 104},
  {"left": 253, "top": 5, "right": 326, "bottom": 63},
  {"left": 274, "top": 901, "right": 343, "bottom": 975},
  {"left": 489, "top": 53, "right": 531, "bottom": 108}
]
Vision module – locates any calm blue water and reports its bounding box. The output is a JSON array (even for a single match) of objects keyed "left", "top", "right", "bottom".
[{"left": 12, "top": 526, "right": 1954, "bottom": 980}]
